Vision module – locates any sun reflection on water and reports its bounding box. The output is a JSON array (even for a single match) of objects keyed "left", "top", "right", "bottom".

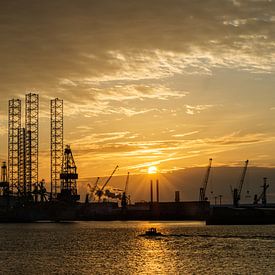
[
  {"left": 127, "top": 221, "right": 206, "bottom": 274},
  {"left": 134, "top": 234, "right": 176, "bottom": 274}
]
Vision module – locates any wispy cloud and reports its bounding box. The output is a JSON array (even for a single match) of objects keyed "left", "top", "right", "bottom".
[
  {"left": 172, "top": 131, "right": 199, "bottom": 138},
  {"left": 57, "top": 84, "right": 188, "bottom": 117},
  {"left": 185, "top": 104, "right": 214, "bottom": 115}
]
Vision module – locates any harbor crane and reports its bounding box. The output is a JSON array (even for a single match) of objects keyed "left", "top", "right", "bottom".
[
  {"left": 122, "top": 172, "right": 130, "bottom": 208},
  {"left": 124, "top": 172, "right": 130, "bottom": 195},
  {"left": 232, "top": 160, "right": 249, "bottom": 207},
  {"left": 86, "top": 177, "right": 100, "bottom": 202},
  {"left": 96, "top": 165, "right": 119, "bottom": 202},
  {"left": 253, "top": 177, "right": 269, "bottom": 205},
  {"left": 90, "top": 177, "right": 100, "bottom": 193},
  {"left": 199, "top": 158, "right": 212, "bottom": 202}
]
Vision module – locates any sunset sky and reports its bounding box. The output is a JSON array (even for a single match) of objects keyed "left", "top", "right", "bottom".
[{"left": 1, "top": 0, "right": 275, "bottom": 184}]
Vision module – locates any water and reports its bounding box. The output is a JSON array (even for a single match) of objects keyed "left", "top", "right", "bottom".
[{"left": 0, "top": 221, "right": 274, "bottom": 274}]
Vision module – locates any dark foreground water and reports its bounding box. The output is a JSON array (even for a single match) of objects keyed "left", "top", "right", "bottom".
[{"left": 0, "top": 221, "right": 274, "bottom": 274}]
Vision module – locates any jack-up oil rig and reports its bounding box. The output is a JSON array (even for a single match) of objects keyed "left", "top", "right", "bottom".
[{"left": 0, "top": 94, "right": 81, "bottom": 221}]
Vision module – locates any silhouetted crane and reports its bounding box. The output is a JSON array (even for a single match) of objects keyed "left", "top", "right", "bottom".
[
  {"left": 199, "top": 158, "right": 212, "bottom": 201},
  {"left": 232, "top": 160, "right": 249, "bottom": 207},
  {"left": 122, "top": 172, "right": 130, "bottom": 208},
  {"left": 124, "top": 172, "right": 130, "bottom": 194},
  {"left": 86, "top": 177, "right": 100, "bottom": 202},
  {"left": 96, "top": 165, "right": 119, "bottom": 202},
  {"left": 253, "top": 177, "right": 269, "bottom": 205}
]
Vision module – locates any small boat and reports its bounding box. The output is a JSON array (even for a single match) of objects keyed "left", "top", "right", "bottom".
[{"left": 144, "top": 227, "right": 164, "bottom": 236}]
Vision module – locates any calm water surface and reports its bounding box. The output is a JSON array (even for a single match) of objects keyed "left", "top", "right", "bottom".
[{"left": 0, "top": 221, "right": 274, "bottom": 274}]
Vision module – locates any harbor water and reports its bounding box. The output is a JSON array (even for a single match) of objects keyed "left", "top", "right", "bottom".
[{"left": 0, "top": 221, "right": 274, "bottom": 274}]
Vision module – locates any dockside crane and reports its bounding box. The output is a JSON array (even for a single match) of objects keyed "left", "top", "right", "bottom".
[
  {"left": 96, "top": 165, "right": 119, "bottom": 202},
  {"left": 121, "top": 172, "right": 130, "bottom": 208},
  {"left": 253, "top": 177, "right": 269, "bottom": 206},
  {"left": 91, "top": 177, "right": 100, "bottom": 193},
  {"left": 86, "top": 177, "right": 100, "bottom": 202},
  {"left": 199, "top": 158, "right": 212, "bottom": 202},
  {"left": 124, "top": 172, "right": 130, "bottom": 195},
  {"left": 232, "top": 160, "right": 249, "bottom": 207}
]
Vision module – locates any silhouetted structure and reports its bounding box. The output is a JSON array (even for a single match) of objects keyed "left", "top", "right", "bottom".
[
  {"left": 25, "top": 93, "right": 39, "bottom": 194},
  {"left": 8, "top": 93, "right": 39, "bottom": 199},
  {"left": 199, "top": 158, "right": 212, "bottom": 202},
  {"left": 253, "top": 177, "right": 269, "bottom": 205},
  {"left": 149, "top": 179, "right": 160, "bottom": 204},
  {"left": 156, "top": 179, "right": 159, "bottom": 203},
  {"left": 8, "top": 99, "right": 21, "bottom": 194},
  {"left": 232, "top": 160, "right": 249, "bottom": 207},
  {"left": 175, "top": 191, "right": 180, "bottom": 202},
  {"left": 58, "top": 145, "right": 80, "bottom": 202},
  {"left": 121, "top": 172, "right": 130, "bottom": 209},
  {"left": 150, "top": 180, "right": 153, "bottom": 203},
  {"left": 18, "top": 127, "right": 26, "bottom": 195},
  {"left": 0, "top": 162, "right": 9, "bottom": 196},
  {"left": 95, "top": 165, "right": 119, "bottom": 202},
  {"left": 50, "top": 98, "right": 64, "bottom": 198}
]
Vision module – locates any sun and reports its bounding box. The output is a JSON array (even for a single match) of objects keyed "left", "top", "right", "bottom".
[{"left": 148, "top": 166, "right": 158, "bottom": 174}]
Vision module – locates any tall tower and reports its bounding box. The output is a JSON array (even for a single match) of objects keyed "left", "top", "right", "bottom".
[
  {"left": 50, "top": 98, "right": 63, "bottom": 198},
  {"left": 8, "top": 99, "right": 21, "bottom": 194},
  {"left": 25, "top": 93, "right": 39, "bottom": 193},
  {"left": 18, "top": 128, "right": 26, "bottom": 195},
  {"left": 59, "top": 145, "right": 79, "bottom": 202}
]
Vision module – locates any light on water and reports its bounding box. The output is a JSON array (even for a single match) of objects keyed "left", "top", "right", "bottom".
[{"left": 0, "top": 221, "right": 274, "bottom": 274}]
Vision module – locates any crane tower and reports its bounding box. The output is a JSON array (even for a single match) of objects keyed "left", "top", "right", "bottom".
[{"left": 199, "top": 158, "right": 212, "bottom": 202}]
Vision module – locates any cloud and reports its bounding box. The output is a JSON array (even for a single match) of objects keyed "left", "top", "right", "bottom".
[
  {"left": 93, "top": 84, "right": 188, "bottom": 101},
  {"left": 56, "top": 84, "right": 187, "bottom": 117},
  {"left": 70, "top": 131, "right": 130, "bottom": 147},
  {"left": 205, "top": 132, "right": 272, "bottom": 146},
  {"left": 1, "top": 0, "right": 275, "bottom": 96},
  {"left": 172, "top": 131, "right": 199, "bottom": 137},
  {"left": 185, "top": 104, "right": 214, "bottom": 115}
]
